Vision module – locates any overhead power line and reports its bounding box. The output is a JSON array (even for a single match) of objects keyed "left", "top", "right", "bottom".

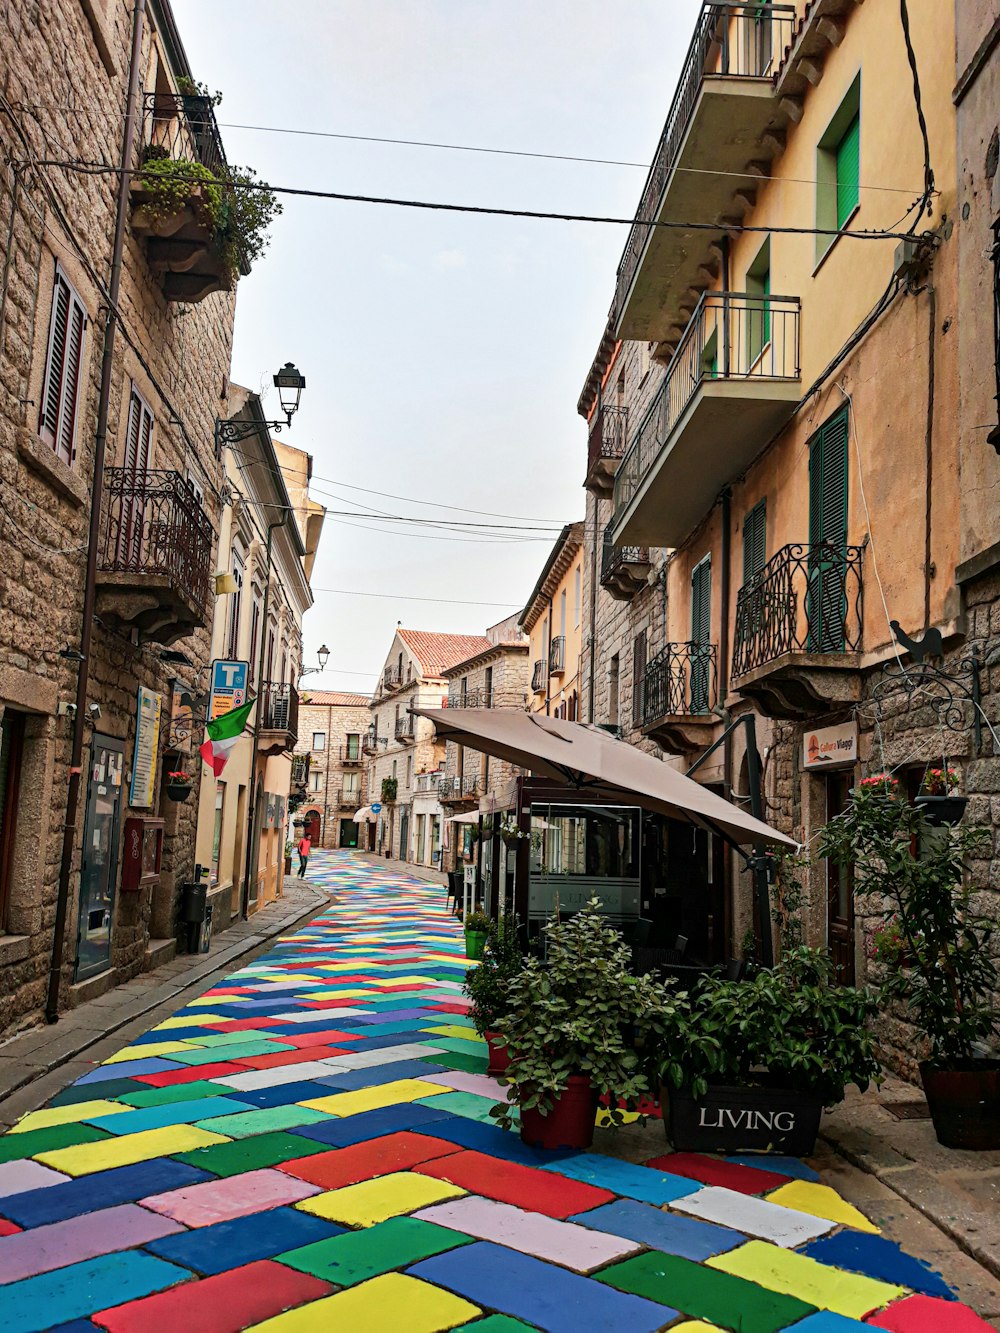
[{"left": 312, "top": 587, "right": 520, "bottom": 608}]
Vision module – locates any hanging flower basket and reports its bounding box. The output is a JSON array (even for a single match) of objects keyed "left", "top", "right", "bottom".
[
  {"left": 166, "top": 770, "right": 193, "bottom": 802},
  {"left": 915, "top": 794, "right": 968, "bottom": 827}
]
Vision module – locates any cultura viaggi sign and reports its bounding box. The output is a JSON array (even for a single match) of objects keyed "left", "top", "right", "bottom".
[{"left": 803, "top": 721, "right": 858, "bottom": 771}]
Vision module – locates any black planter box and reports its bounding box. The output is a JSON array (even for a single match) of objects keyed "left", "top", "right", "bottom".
[
  {"left": 661, "top": 1081, "right": 823, "bottom": 1156},
  {"left": 914, "top": 794, "right": 968, "bottom": 827}
]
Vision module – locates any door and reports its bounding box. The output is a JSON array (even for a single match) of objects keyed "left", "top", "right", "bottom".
[
  {"left": 305, "top": 810, "right": 321, "bottom": 845},
  {"left": 807, "top": 408, "right": 849, "bottom": 651},
  {"left": 75, "top": 735, "right": 125, "bottom": 981},
  {"left": 690, "top": 555, "right": 712, "bottom": 713},
  {"left": 826, "top": 772, "right": 855, "bottom": 983},
  {"left": 339, "top": 818, "right": 358, "bottom": 849},
  {"left": 399, "top": 808, "right": 410, "bottom": 862}
]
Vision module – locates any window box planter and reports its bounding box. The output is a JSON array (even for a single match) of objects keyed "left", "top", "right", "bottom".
[
  {"left": 131, "top": 182, "right": 215, "bottom": 240},
  {"left": 520, "top": 1075, "right": 598, "bottom": 1151},
  {"left": 919, "top": 1060, "right": 1000, "bottom": 1150},
  {"left": 914, "top": 794, "right": 968, "bottom": 827},
  {"left": 660, "top": 1080, "right": 823, "bottom": 1156}
]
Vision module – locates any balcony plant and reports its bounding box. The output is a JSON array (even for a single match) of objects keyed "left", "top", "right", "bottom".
[
  {"left": 915, "top": 765, "right": 967, "bottom": 827},
  {"left": 165, "top": 769, "right": 193, "bottom": 802},
  {"left": 464, "top": 914, "right": 524, "bottom": 1074},
  {"left": 498, "top": 815, "right": 527, "bottom": 849},
  {"left": 650, "top": 947, "right": 880, "bottom": 1155},
  {"left": 490, "top": 899, "right": 663, "bottom": 1150},
  {"left": 381, "top": 777, "right": 398, "bottom": 804},
  {"left": 463, "top": 909, "right": 491, "bottom": 961},
  {"left": 820, "top": 778, "right": 998, "bottom": 1149}
]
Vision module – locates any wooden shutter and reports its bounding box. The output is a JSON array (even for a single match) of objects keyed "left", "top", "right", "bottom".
[
  {"left": 808, "top": 409, "right": 849, "bottom": 651},
  {"left": 124, "top": 386, "right": 153, "bottom": 473},
  {"left": 632, "top": 629, "right": 647, "bottom": 726},
  {"left": 836, "top": 114, "right": 860, "bottom": 227},
  {"left": 690, "top": 556, "right": 712, "bottom": 713},
  {"left": 39, "top": 268, "right": 87, "bottom": 465},
  {"left": 742, "top": 500, "right": 767, "bottom": 584}
]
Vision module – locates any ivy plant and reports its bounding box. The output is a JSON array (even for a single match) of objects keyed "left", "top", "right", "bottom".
[{"left": 464, "top": 914, "right": 524, "bottom": 1037}]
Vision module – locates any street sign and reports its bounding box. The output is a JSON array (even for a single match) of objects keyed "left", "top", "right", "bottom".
[
  {"left": 371, "top": 802, "right": 382, "bottom": 814},
  {"left": 209, "top": 660, "right": 249, "bottom": 721}
]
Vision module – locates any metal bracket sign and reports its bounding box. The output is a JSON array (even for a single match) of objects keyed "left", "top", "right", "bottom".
[{"left": 209, "top": 660, "right": 249, "bottom": 721}]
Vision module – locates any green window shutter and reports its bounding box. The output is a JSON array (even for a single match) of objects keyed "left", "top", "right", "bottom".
[
  {"left": 836, "top": 114, "right": 860, "bottom": 228},
  {"left": 808, "top": 408, "right": 849, "bottom": 651},
  {"left": 761, "top": 267, "right": 771, "bottom": 348},
  {"left": 690, "top": 556, "right": 712, "bottom": 714},
  {"left": 743, "top": 500, "right": 767, "bottom": 584}
]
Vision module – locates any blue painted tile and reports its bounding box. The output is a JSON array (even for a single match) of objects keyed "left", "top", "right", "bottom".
[
  {"left": 288, "top": 1102, "right": 456, "bottom": 1146},
  {"left": 46, "top": 1322, "right": 100, "bottom": 1332},
  {"left": 542, "top": 1154, "right": 701, "bottom": 1205},
  {"left": 787, "top": 1316, "right": 870, "bottom": 1332},
  {"left": 75, "top": 1058, "right": 181, "bottom": 1083},
  {"left": 411, "top": 1117, "right": 574, "bottom": 1167},
  {"left": 130, "top": 1027, "right": 218, "bottom": 1043},
  {"left": 86, "top": 1097, "right": 257, "bottom": 1135},
  {"left": 340, "top": 1029, "right": 437, "bottom": 1050},
  {"left": 0, "top": 1159, "right": 214, "bottom": 1228},
  {"left": 316, "top": 1060, "right": 447, "bottom": 1091},
  {"left": 803, "top": 1231, "right": 955, "bottom": 1300},
  {"left": 145, "top": 1204, "right": 343, "bottom": 1275},
  {"left": 49, "top": 1079, "right": 148, "bottom": 1107},
  {"left": 725, "top": 1154, "right": 820, "bottom": 1181},
  {"left": 409, "top": 1241, "right": 671, "bottom": 1333},
  {"left": 234, "top": 1081, "right": 356, "bottom": 1108},
  {"left": 2, "top": 1251, "right": 190, "bottom": 1333},
  {"left": 569, "top": 1199, "right": 744, "bottom": 1260}
]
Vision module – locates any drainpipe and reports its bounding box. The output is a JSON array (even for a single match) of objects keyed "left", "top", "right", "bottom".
[
  {"left": 588, "top": 501, "right": 599, "bottom": 723},
  {"left": 923, "top": 284, "right": 936, "bottom": 629},
  {"left": 46, "top": 0, "right": 146, "bottom": 1023},
  {"left": 546, "top": 593, "right": 554, "bottom": 716}
]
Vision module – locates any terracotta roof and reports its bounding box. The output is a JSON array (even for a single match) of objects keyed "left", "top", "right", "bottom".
[
  {"left": 300, "top": 691, "right": 371, "bottom": 706},
  {"left": 397, "top": 629, "right": 495, "bottom": 677}
]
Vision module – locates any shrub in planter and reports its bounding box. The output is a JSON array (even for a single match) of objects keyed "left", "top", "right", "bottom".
[
  {"left": 464, "top": 914, "right": 523, "bottom": 1074},
  {"left": 491, "top": 898, "right": 662, "bottom": 1149},
  {"left": 381, "top": 777, "right": 398, "bottom": 804},
  {"left": 134, "top": 158, "right": 222, "bottom": 234},
  {"left": 463, "top": 909, "right": 491, "bottom": 961},
  {"left": 821, "top": 778, "right": 998, "bottom": 1149},
  {"left": 650, "top": 947, "right": 880, "bottom": 1155}
]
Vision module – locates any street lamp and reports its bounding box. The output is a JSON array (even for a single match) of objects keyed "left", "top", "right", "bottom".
[
  {"left": 273, "top": 362, "right": 306, "bottom": 427},
  {"left": 299, "top": 644, "right": 330, "bottom": 678},
  {"left": 214, "top": 361, "right": 307, "bottom": 452}
]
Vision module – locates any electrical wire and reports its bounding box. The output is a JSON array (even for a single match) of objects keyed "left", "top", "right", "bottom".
[
  {"left": 312, "top": 586, "right": 520, "bottom": 607},
  {"left": 898, "top": 0, "right": 935, "bottom": 234}
]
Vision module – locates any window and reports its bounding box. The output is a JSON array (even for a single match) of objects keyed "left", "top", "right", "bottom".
[
  {"left": 691, "top": 555, "right": 712, "bottom": 713},
  {"left": 807, "top": 407, "right": 850, "bottom": 652},
  {"left": 746, "top": 238, "right": 771, "bottom": 367},
  {"left": 632, "top": 630, "right": 647, "bottom": 726},
  {"left": 313, "top": 732, "right": 326, "bottom": 751},
  {"left": 248, "top": 587, "right": 263, "bottom": 680},
  {"left": 210, "top": 787, "right": 225, "bottom": 884},
  {"left": 124, "top": 383, "right": 153, "bottom": 472},
  {"left": 742, "top": 500, "right": 767, "bottom": 585},
  {"left": 39, "top": 265, "right": 87, "bottom": 466},
  {"left": 573, "top": 566, "right": 581, "bottom": 627},
  {"left": 816, "top": 76, "right": 861, "bottom": 262},
  {"left": 559, "top": 589, "right": 567, "bottom": 640},
  {"left": 608, "top": 654, "right": 620, "bottom": 727},
  {"left": 226, "top": 542, "right": 244, "bottom": 660},
  {"left": 310, "top": 771, "right": 322, "bottom": 792},
  {"left": 344, "top": 772, "right": 360, "bottom": 798},
  {"left": 484, "top": 666, "right": 493, "bottom": 704},
  {"left": 0, "top": 711, "right": 25, "bottom": 930},
  {"left": 406, "top": 755, "right": 412, "bottom": 787},
  {"left": 345, "top": 733, "right": 360, "bottom": 760}
]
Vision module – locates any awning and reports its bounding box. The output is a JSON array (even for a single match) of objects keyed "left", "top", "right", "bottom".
[
  {"left": 447, "top": 810, "right": 481, "bottom": 825},
  {"left": 352, "top": 806, "right": 377, "bottom": 824},
  {"left": 412, "top": 708, "right": 795, "bottom": 849}
]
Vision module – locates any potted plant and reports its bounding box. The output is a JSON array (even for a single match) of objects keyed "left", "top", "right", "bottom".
[
  {"left": 463, "top": 909, "right": 491, "bottom": 961},
  {"left": 498, "top": 815, "right": 527, "bottom": 849},
  {"left": 284, "top": 840, "right": 293, "bottom": 876},
  {"left": 165, "top": 769, "right": 193, "bottom": 802},
  {"left": 821, "top": 779, "right": 999, "bottom": 1149},
  {"left": 465, "top": 915, "right": 523, "bottom": 1074},
  {"left": 866, "top": 915, "right": 919, "bottom": 968},
  {"left": 650, "top": 947, "right": 880, "bottom": 1155},
  {"left": 915, "top": 766, "right": 967, "bottom": 826},
  {"left": 381, "top": 776, "right": 398, "bottom": 804},
  {"left": 491, "top": 899, "right": 663, "bottom": 1150}
]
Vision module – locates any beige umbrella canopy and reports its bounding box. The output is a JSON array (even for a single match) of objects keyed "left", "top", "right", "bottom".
[
  {"left": 352, "top": 806, "right": 377, "bottom": 824},
  {"left": 447, "top": 810, "right": 481, "bottom": 825},
  {"left": 411, "top": 708, "right": 795, "bottom": 850}
]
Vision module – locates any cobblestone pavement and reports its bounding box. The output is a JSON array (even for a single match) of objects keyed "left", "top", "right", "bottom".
[{"left": 0, "top": 851, "right": 993, "bottom": 1331}]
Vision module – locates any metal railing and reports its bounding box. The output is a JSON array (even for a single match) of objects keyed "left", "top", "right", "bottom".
[
  {"left": 341, "top": 743, "right": 362, "bottom": 764},
  {"left": 394, "top": 714, "right": 415, "bottom": 741},
  {"left": 601, "top": 533, "right": 651, "bottom": 586},
  {"left": 99, "top": 468, "right": 213, "bottom": 610},
  {"left": 414, "top": 771, "right": 442, "bottom": 793},
  {"left": 644, "top": 642, "right": 719, "bottom": 721},
  {"left": 550, "top": 636, "right": 566, "bottom": 673},
  {"left": 531, "top": 660, "right": 548, "bottom": 693},
  {"left": 361, "top": 728, "right": 381, "bottom": 755},
  {"left": 290, "top": 755, "right": 310, "bottom": 789},
  {"left": 732, "top": 542, "right": 865, "bottom": 677},
  {"left": 447, "top": 688, "right": 496, "bottom": 709},
  {"left": 613, "top": 291, "right": 801, "bottom": 522},
  {"left": 587, "top": 404, "right": 629, "bottom": 477},
  {"left": 438, "top": 774, "right": 482, "bottom": 801},
  {"left": 614, "top": 3, "right": 796, "bottom": 320},
  {"left": 383, "top": 666, "right": 402, "bottom": 691},
  {"left": 259, "top": 681, "right": 299, "bottom": 738},
  {"left": 140, "top": 90, "right": 227, "bottom": 177}
]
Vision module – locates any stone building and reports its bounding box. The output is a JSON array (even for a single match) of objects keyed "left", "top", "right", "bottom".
[
  {"left": 367, "top": 628, "right": 493, "bottom": 865},
  {"left": 294, "top": 692, "right": 371, "bottom": 850},
  {"left": 0, "top": 0, "right": 272, "bottom": 1031},
  {"left": 519, "top": 523, "right": 585, "bottom": 718}
]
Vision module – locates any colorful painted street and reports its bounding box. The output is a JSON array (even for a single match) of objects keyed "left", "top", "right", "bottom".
[{"left": 0, "top": 852, "right": 989, "bottom": 1331}]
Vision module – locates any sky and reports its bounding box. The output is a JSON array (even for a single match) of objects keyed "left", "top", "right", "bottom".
[{"left": 172, "top": 0, "right": 703, "bottom": 695}]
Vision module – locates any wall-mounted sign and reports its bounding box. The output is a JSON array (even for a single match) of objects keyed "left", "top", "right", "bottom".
[
  {"left": 803, "top": 721, "right": 857, "bottom": 771},
  {"left": 129, "top": 687, "right": 162, "bottom": 808},
  {"left": 209, "top": 660, "right": 249, "bottom": 721},
  {"left": 168, "top": 680, "right": 193, "bottom": 752}
]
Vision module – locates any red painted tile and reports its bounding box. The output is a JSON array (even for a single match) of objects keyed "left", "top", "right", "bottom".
[
  {"left": 866, "top": 1294, "right": 995, "bottom": 1331},
  {"left": 92, "top": 1260, "right": 333, "bottom": 1333},
  {"left": 379, "top": 984, "right": 429, "bottom": 993},
  {"left": 282, "top": 1030, "right": 364, "bottom": 1047},
  {"left": 229, "top": 1045, "right": 350, "bottom": 1070},
  {"left": 279, "top": 1131, "right": 462, "bottom": 1190},
  {"left": 198, "top": 1018, "right": 282, "bottom": 1033},
  {"left": 301, "top": 998, "right": 376, "bottom": 1010},
  {"left": 0, "top": 1219, "right": 22, "bottom": 1235},
  {"left": 643, "top": 1152, "right": 790, "bottom": 1195},
  {"left": 427, "top": 1002, "right": 473, "bottom": 1015},
  {"left": 133, "top": 1062, "right": 247, "bottom": 1086},
  {"left": 416, "top": 1149, "right": 614, "bottom": 1219}
]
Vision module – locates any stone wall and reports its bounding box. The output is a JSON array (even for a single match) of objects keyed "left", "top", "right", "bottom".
[{"left": 295, "top": 700, "right": 370, "bottom": 847}]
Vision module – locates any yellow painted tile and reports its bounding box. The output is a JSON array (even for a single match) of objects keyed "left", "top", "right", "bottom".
[
  {"left": 708, "top": 1240, "right": 904, "bottom": 1318},
  {"left": 248, "top": 1273, "right": 478, "bottom": 1333},
  {"left": 152, "top": 1014, "right": 233, "bottom": 1030},
  {"left": 596, "top": 1108, "right": 642, "bottom": 1127},
  {"left": 300, "top": 1079, "right": 448, "bottom": 1118},
  {"left": 295, "top": 1172, "right": 466, "bottom": 1227},
  {"left": 305, "top": 988, "right": 375, "bottom": 1000},
  {"left": 34, "top": 1125, "right": 229, "bottom": 1177},
  {"left": 422, "top": 1025, "right": 484, "bottom": 1043},
  {"left": 765, "top": 1180, "right": 880, "bottom": 1234},
  {"left": 670, "top": 1325, "right": 724, "bottom": 1332},
  {"left": 103, "top": 1040, "right": 196, "bottom": 1063},
  {"left": 10, "top": 1101, "right": 131, "bottom": 1134},
  {"left": 188, "top": 994, "right": 251, "bottom": 1006}
]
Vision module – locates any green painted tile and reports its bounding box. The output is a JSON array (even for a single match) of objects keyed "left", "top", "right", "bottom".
[
  {"left": 417, "top": 1092, "right": 506, "bottom": 1125},
  {"left": 115, "top": 1081, "right": 235, "bottom": 1108},
  {"left": 185, "top": 1031, "right": 293, "bottom": 1049},
  {"left": 420, "top": 1051, "right": 487, "bottom": 1075},
  {"left": 595, "top": 1251, "right": 817, "bottom": 1333},
  {"left": 194, "top": 1105, "right": 331, "bottom": 1138},
  {"left": 169, "top": 1041, "right": 291, "bottom": 1065},
  {"left": 279, "top": 1216, "right": 471, "bottom": 1285},
  {"left": 454, "top": 1319, "right": 535, "bottom": 1332},
  {"left": 0, "top": 1123, "right": 111, "bottom": 1164},
  {"left": 49, "top": 1080, "right": 143, "bottom": 1107},
  {"left": 431, "top": 1037, "right": 491, "bottom": 1059},
  {"left": 172, "top": 1131, "right": 328, "bottom": 1177}
]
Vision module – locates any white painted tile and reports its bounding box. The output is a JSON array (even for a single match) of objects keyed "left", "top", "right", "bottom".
[
  {"left": 671, "top": 1186, "right": 835, "bottom": 1247},
  {"left": 211, "top": 1061, "right": 346, "bottom": 1091},
  {"left": 317, "top": 1042, "right": 446, "bottom": 1071}
]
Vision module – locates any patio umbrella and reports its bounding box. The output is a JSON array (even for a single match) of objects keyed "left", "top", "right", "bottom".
[
  {"left": 352, "top": 806, "right": 377, "bottom": 824},
  {"left": 447, "top": 810, "right": 481, "bottom": 824},
  {"left": 411, "top": 707, "right": 795, "bottom": 850}
]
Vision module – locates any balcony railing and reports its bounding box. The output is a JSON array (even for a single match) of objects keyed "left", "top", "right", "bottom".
[
  {"left": 141, "top": 90, "right": 227, "bottom": 177},
  {"left": 341, "top": 743, "right": 362, "bottom": 764},
  {"left": 414, "top": 771, "right": 442, "bottom": 793},
  {"left": 601, "top": 535, "right": 650, "bottom": 583},
  {"left": 259, "top": 681, "right": 299, "bottom": 740},
  {"left": 99, "top": 468, "right": 213, "bottom": 611},
  {"left": 383, "top": 666, "right": 402, "bottom": 691},
  {"left": 438, "top": 774, "right": 482, "bottom": 801},
  {"left": 361, "top": 730, "right": 381, "bottom": 755},
  {"left": 615, "top": 3, "right": 796, "bottom": 322},
  {"left": 290, "top": 755, "right": 310, "bottom": 790},
  {"left": 614, "top": 291, "right": 801, "bottom": 525},
  {"left": 644, "top": 642, "right": 718, "bottom": 721},
  {"left": 531, "top": 660, "right": 548, "bottom": 694},
  {"left": 394, "top": 714, "right": 415, "bottom": 741},
  {"left": 732, "top": 542, "right": 865, "bottom": 677},
  {"left": 448, "top": 688, "right": 494, "bottom": 709},
  {"left": 550, "top": 636, "right": 566, "bottom": 674},
  {"left": 586, "top": 404, "right": 629, "bottom": 494}
]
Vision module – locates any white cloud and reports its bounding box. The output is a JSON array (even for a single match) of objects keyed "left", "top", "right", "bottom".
[{"left": 433, "top": 249, "right": 467, "bottom": 270}]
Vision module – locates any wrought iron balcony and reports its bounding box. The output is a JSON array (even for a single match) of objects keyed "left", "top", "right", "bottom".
[
  {"left": 611, "top": 291, "right": 801, "bottom": 547},
  {"left": 140, "top": 90, "right": 227, "bottom": 177},
  {"left": 290, "top": 754, "right": 310, "bottom": 791},
  {"left": 361, "top": 729, "right": 381, "bottom": 756},
  {"left": 383, "top": 666, "right": 403, "bottom": 692},
  {"left": 642, "top": 642, "right": 719, "bottom": 751},
  {"left": 334, "top": 788, "right": 358, "bottom": 810},
  {"left": 615, "top": 3, "right": 796, "bottom": 340},
  {"left": 732, "top": 541, "right": 865, "bottom": 717},
  {"left": 550, "top": 636, "right": 566, "bottom": 675},
  {"left": 531, "top": 660, "right": 548, "bottom": 694},
  {"left": 258, "top": 681, "right": 299, "bottom": 753},
  {"left": 600, "top": 532, "right": 651, "bottom": 601},
  {"left": 394, "top": 714, "right": 415, "bottom": 742},
  {"left": 438, "top": 774, "right": 482, "bottom": 802},
  {"left": 96, "top": 468, "right": 213, "bottom": 645},
  {"left": 340, "top": 743, "right": 363, "bottom": 765},
  {"left": 447, "top": 688, "right": 497, "bottom": 709},
  {"left": 585, "top": 404, "right": 629, "bottom": 497}
]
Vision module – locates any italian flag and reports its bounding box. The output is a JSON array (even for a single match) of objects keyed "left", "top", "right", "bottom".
[{"left": 200, "top": 698, "right": 255, "bottom": 776}]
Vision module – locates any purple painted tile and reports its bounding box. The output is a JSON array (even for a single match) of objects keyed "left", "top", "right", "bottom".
[
  {"left": 0, "top": 1161, "right": 69, "bottom": 1200},
  {"left": 140, "top": 1168, "right": 321, "bottom": 1226},
  {"left": 0, "top": 1204, "right": 183, "bottom": 1284}
]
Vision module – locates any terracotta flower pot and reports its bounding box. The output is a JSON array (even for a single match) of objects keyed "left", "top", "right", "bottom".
[
  {"left": 519, "top": 1075, "right": 597, "bottom": 1151},
  {"left": 920, "top": 1059, "right": 1000, "bottom": 1150},
  {"left": 484, "top": 1030, "right": 510, "bottom": 1076}
]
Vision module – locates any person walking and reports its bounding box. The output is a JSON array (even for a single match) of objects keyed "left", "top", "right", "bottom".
[{"left": 297, "top": 833, "right": 311, "bottom": 878}]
